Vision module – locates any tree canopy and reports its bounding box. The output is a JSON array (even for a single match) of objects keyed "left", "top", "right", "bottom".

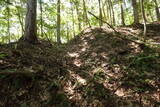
[{"left": 0, "top": 0, "right": 159, "bottom": 43}]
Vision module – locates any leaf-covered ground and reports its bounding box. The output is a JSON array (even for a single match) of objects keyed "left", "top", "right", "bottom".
[{"left": 0, "top": 23, "right": 160, "bottom": 107}]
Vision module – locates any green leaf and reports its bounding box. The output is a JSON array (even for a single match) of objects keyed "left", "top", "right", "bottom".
[
  {"left": 0, "top": 53, "right": 8, "bottom": 58},
  {"left": 20, "top": 103, "right": 28, "bottom": 107}
]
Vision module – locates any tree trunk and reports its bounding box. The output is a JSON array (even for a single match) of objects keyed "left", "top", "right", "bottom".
[
  {"left": 132, "top": 0, "right": 139, "bottom": 24},
  {"left": 120, "top": 0, "right": 125, "bottom": 26},
  {"left": 22, "top": 0, "right": 38, "bottom": 44},
  {"left": 39, "top": 0, "right": 43, "bottom": 37},
  {"left": 7, "top": 0, "right": 10, "bottom": 43},
  {"left": 108, "top": 0, "right": 112, "bottom": 25},
  {"left": 71, "top": 3, "right": 76, "bottom": 37},
  {"left": 105, "top": 0, "right": 111, "bottom": 24},
  {"left": 141, "top": 0, "right": 147, "bottom": 36},
  {"left": 102, "top": 0, "right": 107, "bottom": 22},
  {"left": 66, "top": 23, "right": 70, "bottom": 42},
  {"left": 154, "top": 0, "right": 160, "bottom": 21},
  {"left": 98, "top": 0, "right": 103, "bottom": 26},
  {"left": 57, "top": 0, "right": 61, "bottom": 44},
  {"left": 109, "top": 0, "right": 115, "bottom": 25},
  {"left": 82, "top": 0, "right": 90, "bottom": 27},
  {"left": 149, "top": 9, "right": 154, "bottom": 22},
  {"left": 75, "top": 2, "right": 82, "bottom": 32},
  {"left": 16, "top": 6, "right": 24, "bottom": 35}
]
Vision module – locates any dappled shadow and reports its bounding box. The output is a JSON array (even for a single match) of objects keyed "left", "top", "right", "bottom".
[
  {"left": 117, "top": 23, "right": 160, "bottom": 44},
  {"left": 0, "top": 42, "right": 72, "bottom": 106},
  {"left": 0, "top": 24, "right": 160, "bottom": 106},
  {"left": 62, "top": 26, "right": 160, "bottom": 106}
]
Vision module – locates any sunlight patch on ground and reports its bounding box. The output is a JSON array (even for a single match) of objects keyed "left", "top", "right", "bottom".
[
  {"left": 100, "top": 52, "right": 109, "bottom": 59},
  {"left": 81, "top": 47, "right": 86, "bottom": 52},
  {"left": 83, "top": 41, "right": 88, "bottom": 45},
  {"left": 83, "top": 28, "right": 92, "bottom": 34},
  {"left": 115, "top": 88, "right": 125, "bottom": 97},
  {"left": 129, "top": 42, "right": 142, "bottom": 53},
  {"left": 63, "top": 71, "right": 85, "bottom": 103},
  {"left": 68, "top": 52, "right": 79, "bottom": 58},
  {"left": 69, "top": 71, "right": 87, "bottom": 85},
  {"left": 73, "top": 59, "right": 82, "bottom": 67},
  {"left": 91, "top": 52, "right": 97, "bottom": 57},
  {"left": 152, "top": 92, "right": 160, "bottom": 102},
  {"left": 119, "top": 27, "right": 141, "bottom": 37},
  {"left": 112, "top": 64, "right": 121, "bottom": 73},
  {"left": 91, "top": 67, "right": 104, "bottom": 74},
  {"left": 64, "top": 80, "right": 75, "bottom": 95}
]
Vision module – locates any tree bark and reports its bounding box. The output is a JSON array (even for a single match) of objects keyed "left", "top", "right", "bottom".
[
  {"left": 132, "top": 0, "right": 139, "bottom": 24},
  {"left": 7, "top": 0, "right": 10, "bottom": 43},
  {"left": 66, "top": 23, "right": 70, "bottom": 42},
  {"left": 141, "top": 0, "right": 147, "bottom": 36},
  {"left": 102, "top": 0, "right": 107, "bottom": 22},
  {"left": 71, "top": 3, "right": 76, "bottom": 37},
  {"left": 39, "top": 0, "right": 43, "bottom": 37},
  {"left": 109, "top": 0, "right": 115, "bottom": 25},
  {"left": 75, "top": 1, "right": 82, "bottom": 32},
  {"left": 22, "top": 0, "right": 38, "bottom": 44},
  {"left": 98, "top": 0, "right": 103, "bottom": 26},
  {"left": 120, "top": 0, "right": 125, "bottom": 26},
  {"left": 108, "top": 0, "right": 112, "bottom": 25},
  {"left": 82, "top": 0, "right": 91, "bottom": 27},
  {"left": 154, "top": 0, "right": 160, "bottom": 21},
  {"left": 57, "top": 0, "right": 61, "bottom": 44}
]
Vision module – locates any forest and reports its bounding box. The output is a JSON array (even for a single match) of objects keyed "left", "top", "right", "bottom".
[{"left": 0, "top": 0, "right": 160, "bottom": 106}]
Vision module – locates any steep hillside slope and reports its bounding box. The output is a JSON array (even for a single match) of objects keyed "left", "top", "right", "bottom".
[
  {"left": 0, "top": 24, "right": 160, "bottom": 107},
  {"left": 63, "top": 26, "right": 160, "bottom": 106}
]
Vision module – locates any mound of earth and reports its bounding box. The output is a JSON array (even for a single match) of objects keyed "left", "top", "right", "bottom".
[
  {"left": 63, "top": 26, "right": 160, "bottom": 106},
  {"left": 0, "top": 42, "right": 69, "bottom": 106},
  {"left": 0, "top": 25, "right": 160, "bottom": 107}
]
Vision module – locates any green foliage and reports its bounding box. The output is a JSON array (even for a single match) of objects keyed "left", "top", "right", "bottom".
[
  {"left": 0, "top": 53, "right": 8, "bottom": 58},
  {"left": 110, "top": 56, "right": 118, "bottom": 64},
  {"left": 93, "top": 68, "right": 106, "bottom": 82},
  {"left": 20, "top": 103, "right": 28, "bottom": 107},
  {"left": 130, "top": 53, "right": 160, "bottom": 71},
  {"left": 0, "top": 0, "right": 158, "bottom": 43}
]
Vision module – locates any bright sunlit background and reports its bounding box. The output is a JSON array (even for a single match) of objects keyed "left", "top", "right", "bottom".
[{"left": 0, "top": 0, "right": 158, "bottom": 43}]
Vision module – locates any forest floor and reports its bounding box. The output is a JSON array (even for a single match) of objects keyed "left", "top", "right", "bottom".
[{"left": 0, "top": 23, "right": 160, "bottom": 107}]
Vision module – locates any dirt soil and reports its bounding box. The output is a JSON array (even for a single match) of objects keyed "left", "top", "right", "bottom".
[{"left": 0, "top": 23, "right": 160, "bottom": 107}]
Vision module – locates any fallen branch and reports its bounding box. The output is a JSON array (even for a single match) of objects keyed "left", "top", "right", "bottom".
[
  {"left": 88, "top": 11, "right": 119, "bottom": 34},
  {"left": 88, "top": 11, "right": 144, "bottom": 45}
]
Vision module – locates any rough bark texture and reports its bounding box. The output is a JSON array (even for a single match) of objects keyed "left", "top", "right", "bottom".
[
  {"left": 82, "top": 0, "right": 90, "bottom": 27},
  {"left": 98, "top": 0, "right": 103, "bottom": 26},
  {"left": 75, "top": 2, "right": 82, "bottom": 32},
  {"left": 7, "top": 0, "right": 10, "bottom": 43},
  {"left": 39, "top": 0, "right": 43, "bottom": 37},
  {"left": 154, "top": 0, "right": 160, "bottom": 21},
  {"left": 71, "top": 2, "right": 75, "bottom": 37},
  {"left": 57, "top": 0, "right": 61, "bottom": 44},
  {"left": 109, "top": 0, "right": 115, "bottom": 25},
  {"left": 108, "top": 0, "right": 112, "bottom": 25},
  {"left": 120, "top": 2, "right": 125, "bottom": 26},
  {"left": 23, "top": 0, "right": 38, "bottom": 43},
  {"left": 141, "top": 0, "right": 147, "bottom": 36},
  {"left": 132, "top": 0, "right": 139, "bottom": 24}
]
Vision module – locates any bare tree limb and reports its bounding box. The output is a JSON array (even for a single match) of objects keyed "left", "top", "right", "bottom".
[
  {"left": 88, "top": 11, "right": 119, "bottom": 34},
  {"left": 88, "top": 11, "right": 144, "bottom": 45}
]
